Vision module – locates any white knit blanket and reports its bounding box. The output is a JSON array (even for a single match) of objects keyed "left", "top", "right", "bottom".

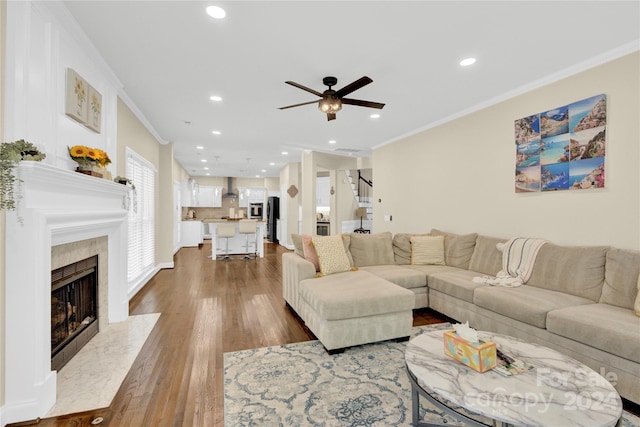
[{"left": 472, "top": 237, "right": 547, "bottom": 287}]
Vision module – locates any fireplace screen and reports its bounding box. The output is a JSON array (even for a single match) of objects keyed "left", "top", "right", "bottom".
[{"left": 51, "top": 255, "right": 98, "bottom": 371}]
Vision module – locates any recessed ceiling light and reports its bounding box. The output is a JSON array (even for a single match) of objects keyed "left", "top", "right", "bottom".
[
  {"left": 255, "top": 175, "right": 260, "bottom": 178},
  {"left": 205, "top": 173, "right": 211, "bottom": 176},
  {"left": 204, "top": 167, "right": 209, "bottom": 170},
  {"left": 206, "top": 5, "right": 226, "bottom": 19},
  {"left": 269, "top": 162, "right": 275, "bottom": 166},
  {"left": 201, "top": 159, "right": 207, "bottom": 163},
  {"left": 196, "top": 146, "right": 204, "bottom": 150},
  {"left": 281, "top": 151, "right": 288, "bottom": 155},
  {"left": 261, "top": 169, "right": 267, "bottom": 173},
  {"left": 209, "top": 95, "right": 222, "bottom": 102},
  {"left": 212, "top": 130, "right": 221, "bottom": 135},
  {"left": 370, "top": 114, "right": 380, "bottom": 119},
  {"left": 460, "top": 57, "right": 476, "bottom": 67},
  {"left": 328, "top": 140, "right": 337, "bottom": 144}
]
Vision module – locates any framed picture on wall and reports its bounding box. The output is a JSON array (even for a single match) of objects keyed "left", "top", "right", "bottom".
[
  {"left": 87, "top": 84, "right": 102, "bottom": 133},
  {"left": 514, "top": 94, "right": 606, "bottom": 192},
  {"left": 65, "top": 68, "right": 88, "bottom": 124}
]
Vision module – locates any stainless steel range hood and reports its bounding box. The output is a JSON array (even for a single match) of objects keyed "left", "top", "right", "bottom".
[{"left": 222, "top": 177, "right": 238, "bottom": 198}]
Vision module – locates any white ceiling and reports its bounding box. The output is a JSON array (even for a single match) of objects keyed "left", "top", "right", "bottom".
[{"left": 63, "top": 1, "right": 640, "bottom": 178}]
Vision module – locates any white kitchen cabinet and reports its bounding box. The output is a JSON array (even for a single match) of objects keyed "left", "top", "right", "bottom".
[
  {"left": 180, "top": 179, "right": 197, "bottom": 207},
  {"left": 212, "top": 186, "right": 222, "bottom": 207},
  {"left": 238, "top": 187, "right": 249, "bottom": 208},
  {"left": 191, "top": 185, "right": 223, "bottom": 207},
  {"left": 180, "top": 220, "right": 203, "bottom": 247},
  {"left": 238, "top": 187, "right": 266, "bottom": 208}
]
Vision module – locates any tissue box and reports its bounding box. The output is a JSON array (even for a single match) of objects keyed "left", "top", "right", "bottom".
[{"left": 443, "top": 330, "right": 497, "bottom": 373}]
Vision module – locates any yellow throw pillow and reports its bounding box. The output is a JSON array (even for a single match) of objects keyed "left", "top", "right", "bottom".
[
  {"left": 312, "top": 235, "right": 352, "bottom": 276},
  {"left": 411, "top": 235, "right": 445, "bottom": 265},
  {"left": 634, "top": 273, "right": 640, "bottom": 317}
]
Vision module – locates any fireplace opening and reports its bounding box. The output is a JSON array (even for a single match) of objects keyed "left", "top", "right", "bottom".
[{"left": 51, "top": 255, "right": 99, "bottom": 371}]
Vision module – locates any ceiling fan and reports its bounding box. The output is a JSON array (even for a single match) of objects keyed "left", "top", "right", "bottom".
[{"left": 279, "top": 76, "right": 385, "bottom": 121}]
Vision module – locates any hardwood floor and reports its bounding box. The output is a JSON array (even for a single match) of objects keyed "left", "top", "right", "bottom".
[
  {"left": 17, "top": 242, "right": 450, "bottom": 427},
  {"left": 12, "top": 242, "right": 638, "bottom": 426}
]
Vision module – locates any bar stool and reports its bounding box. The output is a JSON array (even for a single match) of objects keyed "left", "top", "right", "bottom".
[
  {"left": 239, "top": 219, "right": 258, "bottom": 260},
  {"left": 216, "top": 223, "right": 237, "bottom": 261}
]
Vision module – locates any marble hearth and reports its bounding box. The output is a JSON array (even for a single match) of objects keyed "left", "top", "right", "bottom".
[{"left": 3, "top": 163, "right": 131, "bottom": 424}]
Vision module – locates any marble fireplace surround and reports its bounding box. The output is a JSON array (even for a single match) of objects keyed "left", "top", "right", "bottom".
[{"left": 3, "top": 163, "right": 130, "bottom": 424}]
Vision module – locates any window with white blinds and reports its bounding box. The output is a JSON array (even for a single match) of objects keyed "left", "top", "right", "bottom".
[{"left": 126, "top": 147, "right": 156, "bottom": 283}]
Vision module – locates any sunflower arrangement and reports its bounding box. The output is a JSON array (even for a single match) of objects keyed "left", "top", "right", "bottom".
[{"left": 69, "top": 145, "right": 111, "bottom": 167}]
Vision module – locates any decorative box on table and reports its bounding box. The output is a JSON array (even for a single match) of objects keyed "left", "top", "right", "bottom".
[{"left": 443, "top": 330, "right": 497, "bottom": 373}]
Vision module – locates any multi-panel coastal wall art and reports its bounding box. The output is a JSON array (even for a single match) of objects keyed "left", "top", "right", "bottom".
[
  {"left": 65, "top": 68, "right": 102, "bottom": 133},
  {"left": 514, "top": 94, "right": 606, "bottom": 193}
]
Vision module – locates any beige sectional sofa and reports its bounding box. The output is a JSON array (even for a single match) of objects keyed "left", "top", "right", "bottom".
[{"left": 282, "top": 230, "right": 640, "bottom": 405}]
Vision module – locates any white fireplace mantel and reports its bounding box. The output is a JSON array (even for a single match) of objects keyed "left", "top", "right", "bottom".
[{"left": 3, "top": 162, "right": 131, "bottom": 424}]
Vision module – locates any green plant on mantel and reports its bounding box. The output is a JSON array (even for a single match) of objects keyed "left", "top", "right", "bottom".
[
  {"left": 0, "top": 139, "right": 46, "bottom": 210},
  {"left": 114, "top": 176, "right": 135, "bottom": 190}
]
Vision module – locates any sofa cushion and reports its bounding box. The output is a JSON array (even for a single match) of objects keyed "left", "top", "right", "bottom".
[
  {"left": 349, "top": 232, "right": 395, "bottom": 267},
  {"left": 430, "top": 229, "right": 478, "bottom": 270},
  {"left": 393, "top": 233, "right": 428, "bottom": 265},
  {"left": 408, "top": 264, "right": 463, "bottom": 277},
  {"left": 291, "top": 233, "right": 304, "bottom": 257},
  {"left": 360, "top": 265, "right": 427, "bottom": 290},
  {"left": 547, "top": 303, "right": 640, "bottom": 363},
  {"left": 527, "top": 243, "right": 607, "bottom": 302},
  {"left": 599, "top": 248, "right": 640, "bottom": 309},
  {"left": 299, "top": 270, "right": 415, "bottom": 321},
  {"left": 312, "top": 235, "right": 352, "bottom": 276},
  {"left": 428, "top": 270, "right": 489, "bottom": 303},
  {"left": 410, "top": 235, "right": 445, "bottom": 265},
  {"left": 473, "top": 285, "right": 594, "bottom": 328},
  {"left": 468, "top": 235, "right": 506, "bottom": 276}
]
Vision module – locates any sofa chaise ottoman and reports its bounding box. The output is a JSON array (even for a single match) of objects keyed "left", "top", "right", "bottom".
[{"left": 298, "top": 269, "right": 415, "bottom": 352}]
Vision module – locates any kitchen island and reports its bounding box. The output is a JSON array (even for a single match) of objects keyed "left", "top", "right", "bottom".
[{"left": 205, "top": 220, "right": 266, "bottom": 260}]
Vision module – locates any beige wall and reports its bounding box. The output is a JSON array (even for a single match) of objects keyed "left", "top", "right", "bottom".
[
  {"left": 374, "top": 52, "right": 640, "bottom": 250},
  {"left": 117, "top": 97, "right": 173, "bottom": 266},
  {"left": 158, "top": 143, "right": 175, "bottom": 265},
  {"left": 173, "top": 158, "right": 190, "bottom": 182},
  {"left": 0, "top": 0, "right": 6, "bottom": 409}
]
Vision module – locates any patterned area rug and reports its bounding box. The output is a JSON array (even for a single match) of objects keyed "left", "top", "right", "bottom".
[{"left": 224, "top": 323, "right": 640, "bottom": 426}]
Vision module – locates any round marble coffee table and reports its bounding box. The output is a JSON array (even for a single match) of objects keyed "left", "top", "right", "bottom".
[{"left": 405, "top": 330, "right": 622, "bottom": 427}]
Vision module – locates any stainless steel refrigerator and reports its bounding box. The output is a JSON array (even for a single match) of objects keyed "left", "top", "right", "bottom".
[{"left": 266, "top": 196, "right": 279, "bottom": 242}]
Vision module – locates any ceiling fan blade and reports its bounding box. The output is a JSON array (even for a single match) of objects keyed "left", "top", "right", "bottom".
[
  {"left": 327, "top": 113, "right": 336, "bottom": 121},
  {"left": 279, "top": 100, "right": 320, "bottom": 110},
  {"left": 341, "top": 98, "right": 385, "bottom": 109},
  {"left": 334, "top": 76, "right": 373, "bottom": 98},
  {"left": 285, "top": 81, "right": 323, "bottom": 97}
]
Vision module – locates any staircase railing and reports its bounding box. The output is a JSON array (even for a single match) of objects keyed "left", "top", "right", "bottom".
[{"left": 357, "top": 170, "right": 373, "bottom": 204}]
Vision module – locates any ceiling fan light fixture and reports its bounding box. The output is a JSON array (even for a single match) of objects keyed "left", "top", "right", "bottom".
[{"left": 318, "top": 97, "right": 342, "bottom": 113}]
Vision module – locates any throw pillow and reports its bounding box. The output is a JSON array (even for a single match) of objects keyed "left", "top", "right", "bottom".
[
  {"left": 349, "top": 232, "right": 395, "bottom": 266},
  {"left": 411, "top": 235, "right": 445, "bottom": 265},
  {"left": 635, "top": 274, "right": 640, "bottom": 317},
  {"left": 312, "top": 235, "right": 352, "bottom": 276},
  {"left": 430, "top": 229, "right": 478, "bottom": 269},
  {"left": 301, "top": 234, "right": 320, "bottom": 272},
  {"left": 393, "top": 233, "right": 428, "bottom": 265}
]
